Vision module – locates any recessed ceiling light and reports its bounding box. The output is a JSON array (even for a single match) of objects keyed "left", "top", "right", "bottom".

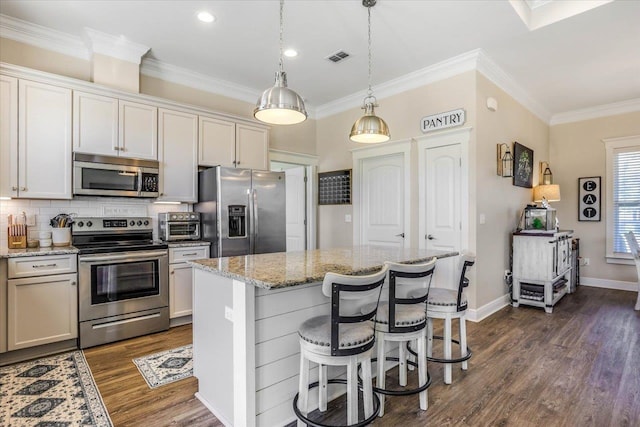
[
  {"left": 197, "top": 11, "right": 215, "bottom": 23},
  {"left": 284, "top": 49, "right": 298, "bottom": 58}
]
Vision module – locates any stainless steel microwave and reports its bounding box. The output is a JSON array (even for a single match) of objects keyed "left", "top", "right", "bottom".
[{"left": 73, "top": 153, "right": 159, "bottom": 198}]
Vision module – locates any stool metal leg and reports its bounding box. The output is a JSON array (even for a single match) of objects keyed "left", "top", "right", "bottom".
[
  {"left": 399, "top": 340, "right": 408, "bottom": 387},
  {"left": 460, "top": 316, "right": 468, "bottom": 371},
  {"left": 376, "top": 333, "right": 386, "bottom": 417},
  {"left": 298, "top": 353, "right": 310, "bottom": 427},
  {"left": 444, "top": 314, "right": 452, "bottom": 384},
  {"left": 361, "top": 357, "right": 374, "bottom": 419},
  {"left": 418, "top": 334, "right": 428, "bottom": 410},
  {"left": 347, "top": 357, "right": 358, "bottom": 425}
]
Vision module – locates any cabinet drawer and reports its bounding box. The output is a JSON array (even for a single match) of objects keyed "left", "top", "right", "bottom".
[
  {"left": 8, "top": 254, "right": 77, "bottom": 279},
  {"left": 169, "top": 246, "right": 209, "bottom": 264}
]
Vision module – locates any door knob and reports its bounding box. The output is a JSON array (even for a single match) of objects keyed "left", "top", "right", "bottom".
[
  {"left": 427, "top": 234, "right": 437, "bottom": 240},
  {"left": 395, "top": 233, "right": 405, "bottom": 238}
]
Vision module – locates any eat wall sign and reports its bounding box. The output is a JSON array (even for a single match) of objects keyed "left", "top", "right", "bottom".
[{"left": 579, "top": 176, "right": 601, "bottom": 221}]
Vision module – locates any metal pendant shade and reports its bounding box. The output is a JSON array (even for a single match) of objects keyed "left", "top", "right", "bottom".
[
  {"left": 254, "top": 0, "right": 307, "bottom": 125},
  {"left": 349, "top": 100, "right": 390, "bottom": 143},
  {"left": 349, "top": 0, "right": 390, "bottom": 143}
]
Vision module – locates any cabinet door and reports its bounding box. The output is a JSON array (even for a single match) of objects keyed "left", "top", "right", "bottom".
[
  {"left": 169, "top": 264, "right": 193, "bottom": 319},
  {"left": 198, "top": 115, "right": 236, "bottom": 167},
  {"left": 0, "top": 260, "right": 7, "bottom": 353},
  {"left": 19, "top": 80, "right": 72, "bottom": 199},
  {"left": 8, "top": 273, "right": 78, "bottom": 350},
  {"left": 0, "top": 75, "right": 18, "bottom": 198},
  {"left": 119, "top": 100, "right": 158, "bottom": 160},
  {"left": 73, "top": 91, "right": 119, "bottom": 156},
  {"left": 236, "top": 123, "right": 269, "bottom": 170},
  {"left": 158, "top": 108, "right": 198, "bottom": 202}
]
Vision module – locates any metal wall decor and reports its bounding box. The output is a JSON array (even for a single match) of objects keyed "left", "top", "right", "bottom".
[
  {"left": 319, "top": 170, "right": 351, "bottom": 205},
  {"left": 497, "top": 143, "right": 513, "bottom": 177},
  {"left": 513, "top": 142, "right": 534, "bottom": 188},
  {"left": 578, "top": 176, "right": 601, "bottom": 221}
]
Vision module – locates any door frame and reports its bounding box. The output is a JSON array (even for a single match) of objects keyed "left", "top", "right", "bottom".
[
  {"left": 269, "top": 149, "right": 318, "bottom": 250},
  {"left": 352, "top": 139, "right": 412, "bottom": 248},
  {"left": 416, "top": 126, "right": 471, "bottom": 252}
]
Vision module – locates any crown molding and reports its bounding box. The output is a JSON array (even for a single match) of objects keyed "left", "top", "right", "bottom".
[
  {"left": 0, "top": 14, "right": 89, "bottom": 60},
  {"left": 83, "top": 27, "right": 149, "bottom": 64},
  {"left": 316, "top": 50, "right": 482, "bottom": 120},
  {"left": 475, "top": 50, "right": 551, "bottom": 123},
  {"left": 550, "top": 98, "right": 640, "bottom": 125}
]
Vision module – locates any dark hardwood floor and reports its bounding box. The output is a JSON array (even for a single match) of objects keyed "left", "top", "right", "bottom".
[{"left": 83, "top": 286, "right": 640, "bottom": 426}]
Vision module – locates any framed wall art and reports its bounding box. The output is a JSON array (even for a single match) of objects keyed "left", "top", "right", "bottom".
[
  {"left": 578, "top": 176, "right": 601, "bottom": 221},
  {"left": 513, "top": 142, "right": 534, "bottom": 188}
]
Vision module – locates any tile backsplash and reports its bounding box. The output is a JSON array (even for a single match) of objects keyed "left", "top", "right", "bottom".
[{"left": 0, "top": 197, "right": 190, "bottom": 247}]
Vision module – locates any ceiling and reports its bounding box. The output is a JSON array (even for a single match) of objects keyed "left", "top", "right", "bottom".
[{"left": 1, "top": 0, "right": 639, "bottom": 121}]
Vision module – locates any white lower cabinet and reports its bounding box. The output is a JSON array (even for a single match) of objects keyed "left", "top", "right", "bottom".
[
  {"left": 169, "top": 246, "right": 209, "bottom": 320},
  {"left": 0, "top": 260, "right": 7, "bottom": 354},
  {"left": 7, "top": 254, "right": 78, "bottom": 351}
]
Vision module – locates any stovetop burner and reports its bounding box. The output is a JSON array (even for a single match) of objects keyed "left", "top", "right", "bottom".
[{"left": 72, "top": 216, "right": 167, "bottom": 254}]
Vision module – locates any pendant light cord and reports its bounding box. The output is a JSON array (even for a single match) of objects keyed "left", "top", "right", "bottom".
[
  {"left": 367, "top": 5, "right": 373, "bottom": 98},
  {"left": 279, "top": 0, "right": 284, "bottom": 72}
]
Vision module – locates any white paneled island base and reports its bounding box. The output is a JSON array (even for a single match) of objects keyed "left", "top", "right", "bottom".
[{"left": 190, "top": 246, "right": 457, "bottom": 427}]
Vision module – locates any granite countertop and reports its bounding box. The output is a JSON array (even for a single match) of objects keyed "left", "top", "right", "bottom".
[
  {"left": 0, "top": 246, "right": 79, "bottom": 258},
  {"left": 189, "top": 245, "right": 458, "bottom": 290},
  {"left": 167, "top": 241, "right": 211, "bottom": 248}
]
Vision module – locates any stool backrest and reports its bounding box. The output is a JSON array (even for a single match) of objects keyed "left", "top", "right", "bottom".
[
  {"left": 322, "top": 265, "right": 388, "bottom": 356},
  {"left": 456, "top": 252, "right": 476, "bottom": 312},
  {"left": 624, "top": 232, "right": 640, "bottom": 278},
  {"left": 385, "top": 258, "right": 437, "bottom": 333}
]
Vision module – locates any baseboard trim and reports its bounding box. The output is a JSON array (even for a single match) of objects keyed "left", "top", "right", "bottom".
[
  {"left": 468, "top": 294, "right": 511, "bottom": 323},
  {"left": 195, "top": 392, "right": 233, "bottom": 427},
  {"left": 580, "top": 276, "right": 638, "bottom": 292}
]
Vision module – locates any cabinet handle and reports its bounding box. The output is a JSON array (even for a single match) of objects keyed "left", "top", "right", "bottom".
[
  {"left": 113, "top": 147, "right": 119, "bottom": 151},
  {"left": 170, "top": 271, "right": 175, "bottom": 275},
  {"left": 11, "top": 186, "right": 18, "bottom": 191},
  {"left": 181, "top": 252, "right": 198, "bottom": 256},
  {"left": 236, "top": 161, "right": 240, "bottom": 165},
  {"left": 71, "top": 281, "right": 77, "bottom": 286},
  {"left": 20, "top": 187, "right": 27, "bottom": 191},
  {"left": 32, "top": 263, "right": 57, "bottom": 268}
]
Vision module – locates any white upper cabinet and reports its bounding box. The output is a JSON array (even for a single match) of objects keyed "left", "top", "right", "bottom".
[
  {"left": 73, "top": 91, "right": 157, "bottom": 160},
  {"left": 199, "top": 115, "right": 236, "bottom": 167},
  {"left": 17, "top": 79, "right": 72, "bottom": 199},
  {"left": 199, "top": 115, "right": 269, "bottom": 170},
  {"left": 158, "top": 108, "right": 198, "bottom": 202},
  {"left": 73, "top": 91, "right": 119, "bottom": 156},
  {"left": 236, "top": 123, "right": 269, "bottom": 170},
  {"left": 0, "top": 75, "right": 18, "bottom": 199}
]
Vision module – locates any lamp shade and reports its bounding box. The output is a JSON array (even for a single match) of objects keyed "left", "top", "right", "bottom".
[
  {"left": 254, "top": 71, "right": 307, "bottom": 125},
  {"left": 533, "top": 184, "right": 561, "bottom": 202},
  {"left": 349, "top": 102, "right": 390, "bottom": 143}
]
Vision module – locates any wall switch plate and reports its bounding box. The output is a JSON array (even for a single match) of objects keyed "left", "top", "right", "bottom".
[
  {"left": 479, "top": 214, "right": 486, "bottom": 224},
  {"left": 224, "top": 306, "right": 234, "bottom": 322},
  {"left": 582, "top": 258, "right": 590, "bottom": 266},
  {"left": 345, "top": 214, "right": 352, "bottom": 223}
]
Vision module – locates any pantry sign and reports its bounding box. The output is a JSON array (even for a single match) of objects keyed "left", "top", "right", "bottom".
[{"left": 421, "top": 109, "right": 466, "bottom": 133}]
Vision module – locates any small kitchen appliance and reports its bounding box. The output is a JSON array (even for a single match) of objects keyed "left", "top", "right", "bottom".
[{"left": 158, "top": 212, "right": 201, "bottom": 241}]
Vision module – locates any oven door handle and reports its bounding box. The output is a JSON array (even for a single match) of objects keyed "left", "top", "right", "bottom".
[{"left": 79, "top": 250, "right": 167, "bottom": 263}]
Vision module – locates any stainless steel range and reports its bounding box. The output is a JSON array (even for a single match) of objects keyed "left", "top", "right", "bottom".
[{"left": 72, "top": 217, "right": 169, "bottom": 349}]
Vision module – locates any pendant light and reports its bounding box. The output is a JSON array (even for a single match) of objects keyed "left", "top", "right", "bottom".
[
  {"left": 349, "top": 0, "right": 390, "bottom": 143},
  {"left": 254, "top": 0, "right": 307, "bottom": 125}
]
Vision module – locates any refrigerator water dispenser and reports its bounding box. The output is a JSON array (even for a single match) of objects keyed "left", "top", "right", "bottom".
[{"left": 228, "top": 205, "right": 246, "bottom": 238}]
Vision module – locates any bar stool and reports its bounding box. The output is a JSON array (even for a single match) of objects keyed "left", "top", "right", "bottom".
[
  {"left": 408, "top": 252, "right": 475, "bottom": 384},
  {"left": 363, "top": 259, "right": 436, "bottom": 417},
  {"left": 293, "top": 266, "right": 388, "bottom": 427}
]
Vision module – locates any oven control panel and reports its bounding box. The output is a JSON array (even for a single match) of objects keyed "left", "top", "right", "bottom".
[{"left": 73, "top": 217, "right": 152, "bottom": 233}]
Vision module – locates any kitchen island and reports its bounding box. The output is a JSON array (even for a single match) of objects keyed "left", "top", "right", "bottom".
[{"left": 189, "top": 246, "right": 457, "bottom": 427}]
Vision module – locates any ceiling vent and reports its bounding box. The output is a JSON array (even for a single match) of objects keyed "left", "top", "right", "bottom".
[{"left": 326, "top": 50, "right": 351, "bottom": 63}]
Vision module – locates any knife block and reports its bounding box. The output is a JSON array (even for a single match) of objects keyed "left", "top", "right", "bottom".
[{"left": 8, "top": 228, "right": 27, "bottom": 249}]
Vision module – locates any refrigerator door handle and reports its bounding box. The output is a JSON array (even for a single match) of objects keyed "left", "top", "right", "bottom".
[
  {"left": 248, "top": 189, "right": 255, "bottom": 254},
  {"left": 253, "top": 189, "right": 259, "bottom": 249}
]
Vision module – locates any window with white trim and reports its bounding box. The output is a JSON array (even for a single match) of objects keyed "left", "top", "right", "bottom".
[{"left": 604, "top": 135, "right": 640, "bottom": 263}]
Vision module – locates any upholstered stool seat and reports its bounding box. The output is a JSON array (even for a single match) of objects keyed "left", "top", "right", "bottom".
[
  {"left": 408, "top": 252, "right": 475, "bottom": 385},
  {"left": 298, "top": 315, "right": 375, "bottom": 355},
  {"left": 364, "top": 259, "right": 436, "bottom": 417},
  {"left": 293, "top": 266, "right": 388, "bottom": 427}
]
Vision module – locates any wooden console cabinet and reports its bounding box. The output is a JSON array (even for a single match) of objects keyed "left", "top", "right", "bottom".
[{"left": 512, "top": 230, "right": 573, "bottom": 313}]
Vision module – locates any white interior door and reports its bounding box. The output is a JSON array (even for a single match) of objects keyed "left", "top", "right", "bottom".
[
  {"left": 423, "top": 143, "right": 462, "bottom": 288},
  {"left": 361, "top": 153, "right": 406, "bottom": 247},
  {"left": 284, "top": 166, "right": 306, "bottom": 251}
]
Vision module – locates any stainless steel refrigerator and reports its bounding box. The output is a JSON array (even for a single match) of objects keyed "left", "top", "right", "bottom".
[{"left": 195, "top": 166, "right": 286, "bottom": 258}]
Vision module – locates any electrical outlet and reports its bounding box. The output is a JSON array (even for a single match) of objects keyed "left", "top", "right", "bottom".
[
  {"left": 345, "top": 214, "right": 352, "bottom": 223},
  {"left": 583, "top": 258, "right": 590, "bottom": 266},
  {"left": 224, "top": 306, "right": 233, "bottom": 322}
]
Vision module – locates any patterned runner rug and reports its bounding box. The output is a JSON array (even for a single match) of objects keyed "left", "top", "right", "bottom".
[
  {"left": 0, "top": 350, "right": 112, "bottom": 427},
  {"left": 133, "top": 344, "right": 193, "bottom": 389}
]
